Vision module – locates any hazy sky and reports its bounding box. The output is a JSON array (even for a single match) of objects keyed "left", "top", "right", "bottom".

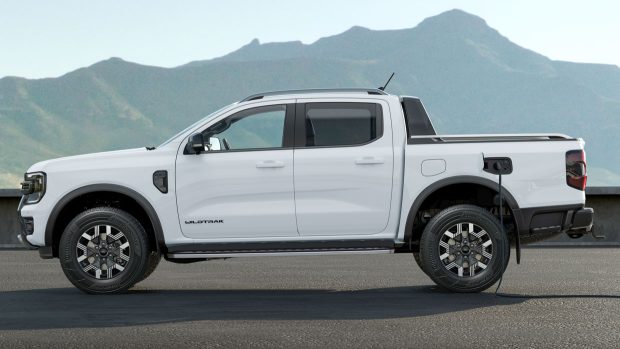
[{"left": 1, "top": 0, "right": 618, "bottom": 79}]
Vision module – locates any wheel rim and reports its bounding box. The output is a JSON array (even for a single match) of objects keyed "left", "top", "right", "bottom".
[
  {"left": 76, "top": 225, "right": 131, "bottom": 280},
  {"left": 438, "top": 222, "right": 493, "bottom": 277}
]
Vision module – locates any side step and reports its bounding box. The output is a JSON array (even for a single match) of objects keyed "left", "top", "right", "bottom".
[{"left": 168, "top": 247, "right": 394, "bottom": 259}]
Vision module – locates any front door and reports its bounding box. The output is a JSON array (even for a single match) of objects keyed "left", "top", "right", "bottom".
[
  {"left": 293, "top": 100, "right": 394, "bottom": 236},
  {"left": 175, "top": 102, "right": 298, "bottom": 239}
]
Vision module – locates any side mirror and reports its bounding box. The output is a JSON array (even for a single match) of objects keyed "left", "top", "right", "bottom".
[{"left": 188, "top": 133, "right": 205, "bottom": 154}]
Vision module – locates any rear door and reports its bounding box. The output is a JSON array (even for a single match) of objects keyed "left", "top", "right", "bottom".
[{"left": 293, "top": 99, "right": 394, "bottom": 236}]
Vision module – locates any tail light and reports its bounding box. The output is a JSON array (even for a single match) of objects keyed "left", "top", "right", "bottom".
[{"left": 566, "top": 150, "right": 587, "bottom": 191}]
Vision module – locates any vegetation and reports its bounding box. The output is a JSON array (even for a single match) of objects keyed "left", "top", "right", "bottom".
[{"left": 1, "top": 9, "right": 619, "bottom": 187}]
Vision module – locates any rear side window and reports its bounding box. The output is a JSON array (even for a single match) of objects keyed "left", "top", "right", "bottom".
[{"left": 304, "top": 103, "right": 383, "bottom": 147}]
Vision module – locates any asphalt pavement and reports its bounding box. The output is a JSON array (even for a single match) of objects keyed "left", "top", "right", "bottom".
[{"left": 0, "top": 248, "right": 619, "bottom": 348}]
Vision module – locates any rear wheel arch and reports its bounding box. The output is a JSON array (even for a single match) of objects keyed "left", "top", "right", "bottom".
[
  {"left": 45, "top": 184, "right": 166, "bottom": 258},
  {"left": 404, "top": 176, "right": 520, "bottom": 247}
]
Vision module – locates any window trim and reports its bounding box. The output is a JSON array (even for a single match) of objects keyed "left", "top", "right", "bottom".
[{"left": 294, "top": 102, "right": 384, "bottom": 149}]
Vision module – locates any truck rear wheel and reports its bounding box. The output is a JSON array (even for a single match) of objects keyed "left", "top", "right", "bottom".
[
  {"left": 419, "top": 204, "right": 509, "bottom": 293},
  {"left": 59, "top": 207, "right": 151, "bottom": 294}
]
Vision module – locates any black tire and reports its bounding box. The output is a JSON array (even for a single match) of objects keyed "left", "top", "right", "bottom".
[
  {"left": 140, "top": 251, "right": 162, "bottom": 282},
  {"left": 59, "top": 207, "right": 150, "bottom": 294},
  {"left": 419, "top": 204, "right": 510, "bottom": 293},
  {"left": 413, "top": 252, "right": 429, "bottom": 276}
]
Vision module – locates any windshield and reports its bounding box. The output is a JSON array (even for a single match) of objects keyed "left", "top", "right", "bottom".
[{"left": 158, "top": 105, "right": 232, "bottom": 147}]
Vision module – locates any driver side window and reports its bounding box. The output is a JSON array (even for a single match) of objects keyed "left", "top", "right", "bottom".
[{"left": 204, "top": 105, "right": 286, "bottom": 151}]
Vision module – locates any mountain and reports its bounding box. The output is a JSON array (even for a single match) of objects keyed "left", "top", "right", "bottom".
[{"left": 1, "top": 9, "right": 620, "bottom": 187}]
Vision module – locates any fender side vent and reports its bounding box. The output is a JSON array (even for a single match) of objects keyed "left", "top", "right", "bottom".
[{"left": 153, "top": 170, "right": 168, "bottom": 194}]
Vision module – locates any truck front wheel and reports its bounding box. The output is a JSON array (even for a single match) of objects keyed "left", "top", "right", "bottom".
[
  {"left": 419, "top": 204, "right": 509, "bottom": 293},
  {"left": 59, "top": 207, "right": 151, "bottom": 294},
  {"left": 412, "top": 252, "right": 429, "bottom": 276}
]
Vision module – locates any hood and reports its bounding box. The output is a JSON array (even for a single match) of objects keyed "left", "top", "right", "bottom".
[{"left": 27, "top": 148, "right": 148, "bottom": 173}]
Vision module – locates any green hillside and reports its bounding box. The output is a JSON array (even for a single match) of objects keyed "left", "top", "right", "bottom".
[{"left": 1, "top": 9, "right": 619, "bottom": 187}]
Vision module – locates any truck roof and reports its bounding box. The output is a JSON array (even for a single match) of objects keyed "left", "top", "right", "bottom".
[{"left": 240, "top": 88, "right": 389, "bottom": 102}]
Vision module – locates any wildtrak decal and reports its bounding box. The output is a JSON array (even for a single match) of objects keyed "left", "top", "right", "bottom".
[{"left": 185, "top": 219, "right": 224, "bottom": 224}]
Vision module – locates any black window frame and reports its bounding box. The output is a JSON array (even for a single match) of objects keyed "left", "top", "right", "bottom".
[
  {"left": 293, "top": 102, "right": 384, "bottom": 148},
  {"left": 195, "top": 103, "right": 296, "bottom": 154}
]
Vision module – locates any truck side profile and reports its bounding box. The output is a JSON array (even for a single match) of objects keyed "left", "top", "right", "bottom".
[{"left": 18, "top": 89, "right": 594, "bottom": 294}]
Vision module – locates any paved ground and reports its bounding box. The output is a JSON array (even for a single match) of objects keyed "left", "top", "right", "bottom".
[{"left": 0, "top": 248, "right": 619, "bottom": 348}]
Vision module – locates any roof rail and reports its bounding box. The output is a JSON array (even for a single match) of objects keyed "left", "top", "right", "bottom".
[{"left": 240, "top": 88, "right": 388, "bottom": 102}]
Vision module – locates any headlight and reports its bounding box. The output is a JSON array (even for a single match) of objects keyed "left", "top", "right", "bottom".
[{"left": 21, "top": 172, "right": 46, "bottom": 204}]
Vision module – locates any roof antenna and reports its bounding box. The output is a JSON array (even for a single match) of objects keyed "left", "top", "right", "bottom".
[{"left": 378, "top": 72, "right": 395, "bottom": 91}]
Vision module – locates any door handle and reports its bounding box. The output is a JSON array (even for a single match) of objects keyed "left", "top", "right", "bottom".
[
  {"left": 256, "top": 160, "right": 285, "bottom": 168},
  {"left": 355, "top": 156, "right": 384, "bottom": 165}
]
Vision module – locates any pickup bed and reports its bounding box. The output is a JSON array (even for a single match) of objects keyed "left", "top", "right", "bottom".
[{"left": 18, "top": 88, "right": 593, "bottom": 294}]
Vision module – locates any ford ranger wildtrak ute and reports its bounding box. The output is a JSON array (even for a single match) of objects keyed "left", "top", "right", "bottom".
[{"left": 18, "top": 88, "right": 594, "bottom": 294}]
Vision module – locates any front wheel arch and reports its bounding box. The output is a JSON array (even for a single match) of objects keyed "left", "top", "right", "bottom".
[{"left": 46, "top": 184, "right": 166, "bottom": 258}]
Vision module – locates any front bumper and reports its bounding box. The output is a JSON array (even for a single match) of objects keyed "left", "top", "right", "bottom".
[
  {"left": 17, "top": 196, "right": 53, "bottom": 258},
  {"left": 17, "top": 196, "right": 37, "bottom": 249},
  {"left": 514, "top": 204, "right": 594, "bottom": 238}
]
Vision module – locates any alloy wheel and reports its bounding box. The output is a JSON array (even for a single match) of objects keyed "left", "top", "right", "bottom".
[
  {"left": 438, "top": 222, "right": 493, "bottom": 277},
  {"left": 76, "top": 225, "right": 131, "bottom": 279}
]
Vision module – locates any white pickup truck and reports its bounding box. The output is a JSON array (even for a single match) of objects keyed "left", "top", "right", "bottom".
[{"left": 18, "top": 88, "right": 593, "bottom": 294}]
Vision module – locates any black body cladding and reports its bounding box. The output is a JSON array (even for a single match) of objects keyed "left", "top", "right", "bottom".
[{"left": 401, "top": 97, "right": 437, "bottom": 136}]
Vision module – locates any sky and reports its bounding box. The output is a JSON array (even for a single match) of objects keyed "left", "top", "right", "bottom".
[{"left": 1, "top": 0, "right": 618, "bottom": 79}]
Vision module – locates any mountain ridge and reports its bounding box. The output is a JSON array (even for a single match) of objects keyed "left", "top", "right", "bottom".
[{"left": 1, "top": 9, "right": 619, "bottom": 187}]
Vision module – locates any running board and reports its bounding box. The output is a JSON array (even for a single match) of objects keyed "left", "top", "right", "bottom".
[{"left": 168, "top": 248, "right": 394, "bottom": 259}]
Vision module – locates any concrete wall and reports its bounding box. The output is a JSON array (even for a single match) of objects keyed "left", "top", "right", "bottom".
[
  {"left": 1, "top": 188, "right": 618, "bottom": 248},
  {"left": 0, "top": 190, "right": 21, "bottom": 248}
]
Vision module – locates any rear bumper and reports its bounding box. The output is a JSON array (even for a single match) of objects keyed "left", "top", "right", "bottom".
[
  {"left": 571, "top": 207, "right": 594, "bottom": 231},
  {"left": 514, "top": 204, "right": 593, "bottom": 238}
]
